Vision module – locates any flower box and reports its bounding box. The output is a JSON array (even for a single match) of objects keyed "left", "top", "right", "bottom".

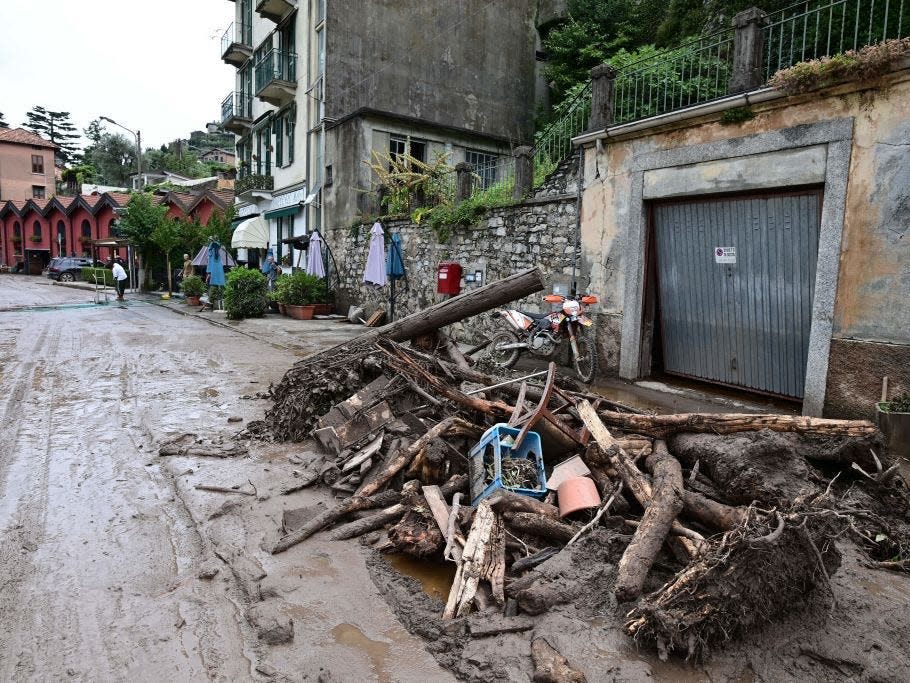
[{"left": 285, "top": 304, "right": 315, "bottom": 320}]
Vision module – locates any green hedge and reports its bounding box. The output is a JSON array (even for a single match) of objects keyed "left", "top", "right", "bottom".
[
  {"left": 81, "top": 267, "right": 128, "bottom": 286},
  {"left": 224, "top": 268, "right": 267, "bottom": 320}
]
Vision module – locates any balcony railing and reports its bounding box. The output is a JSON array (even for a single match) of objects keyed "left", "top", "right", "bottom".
[
  {"left": 221, "top": 22, "right": 252, "bottom": 66},
  {"left": 236, "top": 173, "right": 274, "bottom": 195},
  {"left": 221, "top": 91, "right": 253, "bottom": 122},
  {"left": 255, "top": 49, "right": 297, "bottom": 91}
]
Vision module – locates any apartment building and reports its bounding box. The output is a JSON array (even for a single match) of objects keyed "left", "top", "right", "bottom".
[
  {"left": 218, "top": 0, "right": 548, "bottom": 267},
  {"left": 0, "top": 128, "right": 57, "bottom": 202}
]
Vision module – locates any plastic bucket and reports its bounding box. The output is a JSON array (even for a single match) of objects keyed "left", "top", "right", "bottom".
[{"left": 557, "top": 477, "right": 600, "bottom": 518}]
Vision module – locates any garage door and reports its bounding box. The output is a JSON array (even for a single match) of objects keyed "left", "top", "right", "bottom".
[{"left": 652, "top": 190, "right": 821, "bottom": 398}]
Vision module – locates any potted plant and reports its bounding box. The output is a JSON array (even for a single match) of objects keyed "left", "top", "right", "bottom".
[
  {"left": 29, "top": 234, "right": 42, "bottom": 244},
  {"left": 877, "top": 389, "right": 910, "bottom": 459},
  {"left": 180, "top": 274, "right": 205, "bottom": 306},
  {"left": 283, "top": 271, "right": 318, "bottom": 320},
  {"left": 272, "top": 274, "right": 291, "bottom": 314}
]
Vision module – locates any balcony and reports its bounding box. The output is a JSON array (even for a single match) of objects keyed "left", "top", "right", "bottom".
[
  {"left": 220, "top": 22, "right": 252, "bottom": 67},
  {"left": 221, "top": 91, "right": 253, "bottom": 134},
  {"left": 255, "top": 0, "right": 296, "bottom": 23},
  {"left": 254, "top": 49, "right": 297, "bottom": 106},
  {"left": 236, "top": 173, "right": 274, "bottom": 200}
]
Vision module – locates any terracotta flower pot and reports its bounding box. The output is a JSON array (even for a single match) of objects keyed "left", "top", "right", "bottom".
[
  {"left": 186, "top": 295, "right": 201, "bottom": 306},
  {"left": 285, "top": 304, "right": 316, "bottom": 320},
  {"left": 312, "top": 304, "right": 333, "bottom": 316},
  {"left": 278, "top": 303, "right": 287, "bottom": 315},
  {"left": 557, "top": 476, "right": 600, "bottom": 518}
]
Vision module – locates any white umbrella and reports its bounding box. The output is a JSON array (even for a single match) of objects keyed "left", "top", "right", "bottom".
[
  {"left": 363, "top": 221, "right": 387, "bottom": 286},
  {"left": 306, "top": 231, "right": 325, "bottom": 277},
  {"left": 231, "top": 216, "right": 269, "bottom": 249}
]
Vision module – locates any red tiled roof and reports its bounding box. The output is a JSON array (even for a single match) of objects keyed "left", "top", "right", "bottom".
[
  {"left": 81, "top": 194, "right": 102, "bottom": 208},
  {"left": 30, "top": 198, "right": 51, "bottom": 212},
  {"left": 208, "top": 189, "right": 235, "bottom": 207},
  {"left": 0, "top": 127, "right": 57, "bottom": 149},
  {"left": 104, "top": 192, "right": 132, "bottom": 207},
  {"left": 49, "top": 196, "right": 76, "bottom": 210}
]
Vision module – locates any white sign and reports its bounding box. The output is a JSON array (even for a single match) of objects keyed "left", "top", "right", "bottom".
[
  {"left": 269, "top": 186, "right": 307, "bottom": 211},
  {"left": 237, "top": 204, "right": 259, "bottom": 217},
  {"left": 714, "top": 246, "right": 736, "bottom": 264}
]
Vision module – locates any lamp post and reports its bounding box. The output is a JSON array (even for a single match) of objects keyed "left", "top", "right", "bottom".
[{"left": 100, "top": 116, "right": 142, "bottom": 190}]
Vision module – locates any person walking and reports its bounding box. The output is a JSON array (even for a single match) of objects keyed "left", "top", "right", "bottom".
[{"left": 112, "top": 257, "right": 128, "bottom": 301}]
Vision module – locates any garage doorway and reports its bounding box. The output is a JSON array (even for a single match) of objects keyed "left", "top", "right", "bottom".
[{"left": 647, "top": 189, "right": 822, "bottom": 399}]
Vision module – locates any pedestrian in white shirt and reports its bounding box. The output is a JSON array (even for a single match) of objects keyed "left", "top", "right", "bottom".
[{"left": 111, "top": 257, "right": 128, "bottom": 301}]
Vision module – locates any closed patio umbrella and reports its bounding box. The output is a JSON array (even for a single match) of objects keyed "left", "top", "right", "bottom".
[
  {"left": 191, "top": 243, "right": 236, "bottom": 267},
  {"left": 363, "top": 221, "right": 387, "bottom": 286},
  {"left": 306, "top": 231, "right": 325, "bottom": 277}
]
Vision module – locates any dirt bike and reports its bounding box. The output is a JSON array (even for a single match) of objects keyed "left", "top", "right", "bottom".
[{"left": 487, "top": 293, "right": 599, "bottom": 383}]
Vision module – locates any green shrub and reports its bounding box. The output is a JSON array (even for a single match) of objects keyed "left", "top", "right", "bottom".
[
  {"left": 881, "top": 393, "right": 910, "bottom": 413},
  {"left": 179, "top": 274, "right": 205, "bottom": 297},
  {"left": 224, "top": 268, "right": 267, "bottom": 320},
  {"left": 282, "top": 271, "right": 326, "bottom": 306},
  {"left": 81, "top": 267, "right": 127, "bottom": 286}
]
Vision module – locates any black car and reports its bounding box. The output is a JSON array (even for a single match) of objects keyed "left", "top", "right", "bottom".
[{"left": 45, "top": 257, "right": 93, "bottom": 282}]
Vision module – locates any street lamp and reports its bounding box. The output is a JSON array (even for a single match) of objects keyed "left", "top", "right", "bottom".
[{"left": 100, "top": 116, "right": 143, "bottom": 190}]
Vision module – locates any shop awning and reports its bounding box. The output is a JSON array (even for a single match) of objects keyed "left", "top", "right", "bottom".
[
  {"left": 229, "top": 217, "right": 245, "bottom": 230},
  {"left": 263, "top": 204, "right": 301, "bottom": 220},
  {"left": 231, "top": 216, "right": 269, "bottom": 249}
]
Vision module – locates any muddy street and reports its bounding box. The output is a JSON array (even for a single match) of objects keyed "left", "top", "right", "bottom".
[{"left": 0, "top": 277, "right": 451, "bottom": 682}]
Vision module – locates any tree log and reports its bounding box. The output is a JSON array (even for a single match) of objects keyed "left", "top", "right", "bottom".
[
  {"left": 598, "top": 411, "right": 877, "bottom": 438},
  {"left": 444, "top": 500, "right": 497, "bottom": 619},
  {"left": 682, "top": 489, "right": 748, "bottom": 530},
  {"left": 330, "top": 504, "right": 406, "bottom": 540},
  {"left": 614, "top": 441, "right": 685, "bottom": 602},
  {"left": 503, "top": 511, "right": 577, "bottom": 544},
  {"left": 356, "top": 417, "right": 477, "bottom": 497},
  {"left": 489, "top": 490, "right": 562, "bottom": 520}
]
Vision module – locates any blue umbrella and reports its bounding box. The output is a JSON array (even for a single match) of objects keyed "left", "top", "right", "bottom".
[
  {"left": 386, "top": 233, "right": 405, "bottom": 279},
  {"left": 208, "top": 241, "right": 225, "bottom": 287}
]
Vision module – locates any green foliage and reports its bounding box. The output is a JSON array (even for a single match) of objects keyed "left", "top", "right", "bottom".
[
  {"left": 366, "top": 150, "right": 454, "bottom": 215},
  {"left": 236, "top": 174, "right": 274, "bottom": 194},
  {"left": 83, "top": 131, "right": 137, "bottom": 187},
  {"left": 118, "top": 193, "right": 168, "bottom": 259},
  {"left": 279, "top": 271, "right": 326, "bottom": 306},
  {"left": 81, "top": 267, "right": 127, "bottom": 286},
  {"left": 720, "top": 106, "right": 756, "bottom": 125},
  {"left": 224, "top": 268, "right": 268, "bottom": 320},
  {"left": 143, "top": 146, "right": 211, "bottom": 179},
  {"left": 768, "top": 38, "right": 910, "bottom": 95},
  {"left": 151, "top": 218, "right": 182, "bottom": 257},
  {"left": 22, "top": 106, "right": 81, "bottom": 163},
  {"left": 881, "top": 393, "right": 910, "bottom": 414},
  {"left": 180, "top": 274, "right": 205, "bottom": 297}
]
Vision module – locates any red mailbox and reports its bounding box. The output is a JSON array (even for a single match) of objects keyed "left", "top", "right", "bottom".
[{"left": 436, "top": 261, "right": 463, "bottom": 295}]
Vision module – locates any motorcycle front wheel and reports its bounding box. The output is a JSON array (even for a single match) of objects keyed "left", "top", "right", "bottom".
[
  {"left": 573, "top": 335, "right": 598, "bottom": 384},
  {"left": 487, "top": 330, "right": 521, "bottom": 370}
]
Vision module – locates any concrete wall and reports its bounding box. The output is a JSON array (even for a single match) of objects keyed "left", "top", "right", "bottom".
[
  {"left": 325, "top": 0, "right": 538, "bottom": 143},
  {"left": 0, "top": 142, "right": 55, "bottom": 201},
  {"left": 578, "top": 66, "right": 910, "bottom": 418}
]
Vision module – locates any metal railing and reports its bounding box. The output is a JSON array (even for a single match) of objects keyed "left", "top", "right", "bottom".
[
  {"left": 221, "top": 21, "right": 252, "bottom": 56},
  {"left": 471, "top": 156, "right": 516, "bottom": 194},
  {"left": 221, "top": 91, "right": 253, "bottom": 122},
  {"left": 533, "top": 82, "right": 591, "bottom": 170},
  {"left": 255, "top": 49, "right": 297, "bottom": 91},
  {"left": 236, "top": 174, "right": 274, "bottom": 194},
  {"left": 764, "top": 0, "right": 907, "bottom": 77},
  {"left": 612, "top": 29, "right": 735, "bottom": 125}
]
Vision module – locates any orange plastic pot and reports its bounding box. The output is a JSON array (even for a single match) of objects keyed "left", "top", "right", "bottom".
[{"left": 557, "top": 476, "right": 600, "bottom": 518}]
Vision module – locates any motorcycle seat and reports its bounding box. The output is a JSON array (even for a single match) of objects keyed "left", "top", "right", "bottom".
[{"left": 521, "top": 311, "right": 549, "bottom": 321}]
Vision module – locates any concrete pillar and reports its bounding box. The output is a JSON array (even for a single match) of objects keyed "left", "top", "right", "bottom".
[
  {"left": 729, "top": 7, "right": 769, "bottom": 93},
  {"left": 455, "top": 162, "right": 473, "bottom": 204},
  {"left": 589, "top": 64, "right": 617, "bottom": 131},
  {"left": 513, "top": 146, "right": 534, "bottom": 201}
]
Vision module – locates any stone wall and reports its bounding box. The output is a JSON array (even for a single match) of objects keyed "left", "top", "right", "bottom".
[{"left": 323, "top": 193, "right": 584, "bottom": 347}]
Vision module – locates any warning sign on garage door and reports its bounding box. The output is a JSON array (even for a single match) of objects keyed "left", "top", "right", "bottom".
[{"left": 714, "top": 246, "right": 736, "bottom": 264}]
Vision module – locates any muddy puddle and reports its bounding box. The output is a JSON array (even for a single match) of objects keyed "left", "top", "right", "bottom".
[
  {"left": 383, "top": 553, "right": 457, "bottom": 602},
  {"left": 330, "top": 623, "right": 393, "bottom": 683}
]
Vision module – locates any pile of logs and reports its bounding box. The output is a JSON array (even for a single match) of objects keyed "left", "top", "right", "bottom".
[{"left": 257, "top": 268, "right": 908, "bottom": 663}]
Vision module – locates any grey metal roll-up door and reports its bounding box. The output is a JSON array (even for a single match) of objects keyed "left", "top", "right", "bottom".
[{"left": 653, "top": 190, "right": 821, "bottom": 398}]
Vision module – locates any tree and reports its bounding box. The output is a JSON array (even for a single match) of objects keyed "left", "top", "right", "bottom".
[
  {"left": 118, "top": 193, "right": 167, "bottom": 289},
  {"left": 0, "top": 112, "right": 8, "bottom": 129},
  {"left": 151, "top": 218, "right": 182, "bottom": 294},
  {"left": 84, "top": 133, "right": 137, "bottom": 187},
  {"left": 21, "top": 106, "right": 81, "bottom": 163}
]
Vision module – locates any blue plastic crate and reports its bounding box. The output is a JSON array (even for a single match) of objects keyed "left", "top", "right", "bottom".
[{"left": 468, "top": 423, "right": 547, "bottom": 506}]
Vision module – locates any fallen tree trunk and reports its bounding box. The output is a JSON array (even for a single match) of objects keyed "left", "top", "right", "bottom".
[
  {"left": 330, "top": 504, "right": 406, "bottom": 540},
  {"left": 503, "top": 511, "right": 577, "bottom": 544},
  {"left": 489, "top": 490, "right": 562, "bottom": 520},
  {"left": 598, "top": 411, "right": 878, "bottom": 439},
  {"left": 614, "top": 441, "right": 685, "bottom": 602}
]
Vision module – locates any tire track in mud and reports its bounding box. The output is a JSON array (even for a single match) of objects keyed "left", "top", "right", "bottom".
[{"left": 0, "top": 320, "right": 62, "bottom": 680}]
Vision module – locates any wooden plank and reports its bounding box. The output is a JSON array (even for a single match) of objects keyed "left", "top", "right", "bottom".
[
  {"left": 342, "top": 433, "right": 384, "bottom": 473},
  {"left": 443, "top": 500, "right": 496, "bottom": 619}
]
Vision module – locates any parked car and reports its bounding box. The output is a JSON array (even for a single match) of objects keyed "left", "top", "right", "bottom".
[{"left": 45, "top": 257, "right": 93, "bottom": 282}]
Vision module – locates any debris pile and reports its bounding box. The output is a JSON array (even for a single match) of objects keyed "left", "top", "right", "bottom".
[{"left": 247, "top": 268, "right": 909, "bottom": 668}]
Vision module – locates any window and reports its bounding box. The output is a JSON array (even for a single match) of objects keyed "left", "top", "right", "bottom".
[
  {"left": 274, "top": 117, "right": 283, "bottom": 167},
  {"left": 31, "top": 155, "right": 44, "bottom": 174},
  {"left": 389, "top": 136, "right": 427, "bottom": 168},
  {"left": 465, "top": 149, "right": 499, "bottom": 189},
  {"left": 13, "top": 221, "right": 21, "bottom": 237},
  {"left": 81, "top": 219, "right": 91, "bottom": 238},
  {"left": 32, "top": 185, "right": 45, "bottom": 199},
  {"left": 57, "top": 220, "right": 66, "bottom": 253},
  {"left": 325, "top": 164, "right": 333, "bottom": 187},
  {"left": 33, "top": 221, "right": 41, "bottom": 238}
]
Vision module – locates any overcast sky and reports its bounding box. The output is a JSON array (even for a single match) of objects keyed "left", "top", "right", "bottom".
[{"left": 0, "top": 0, "right": 235, "bottom": 150}]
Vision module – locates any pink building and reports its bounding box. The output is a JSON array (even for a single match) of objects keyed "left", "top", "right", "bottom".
[{"left": 0, "top": 128, "right": 57, "bottom": 201}]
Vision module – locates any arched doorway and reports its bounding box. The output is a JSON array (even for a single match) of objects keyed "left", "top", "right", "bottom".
[{"left": 57, "top": 220, "right": 67, "bottom": 256}]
